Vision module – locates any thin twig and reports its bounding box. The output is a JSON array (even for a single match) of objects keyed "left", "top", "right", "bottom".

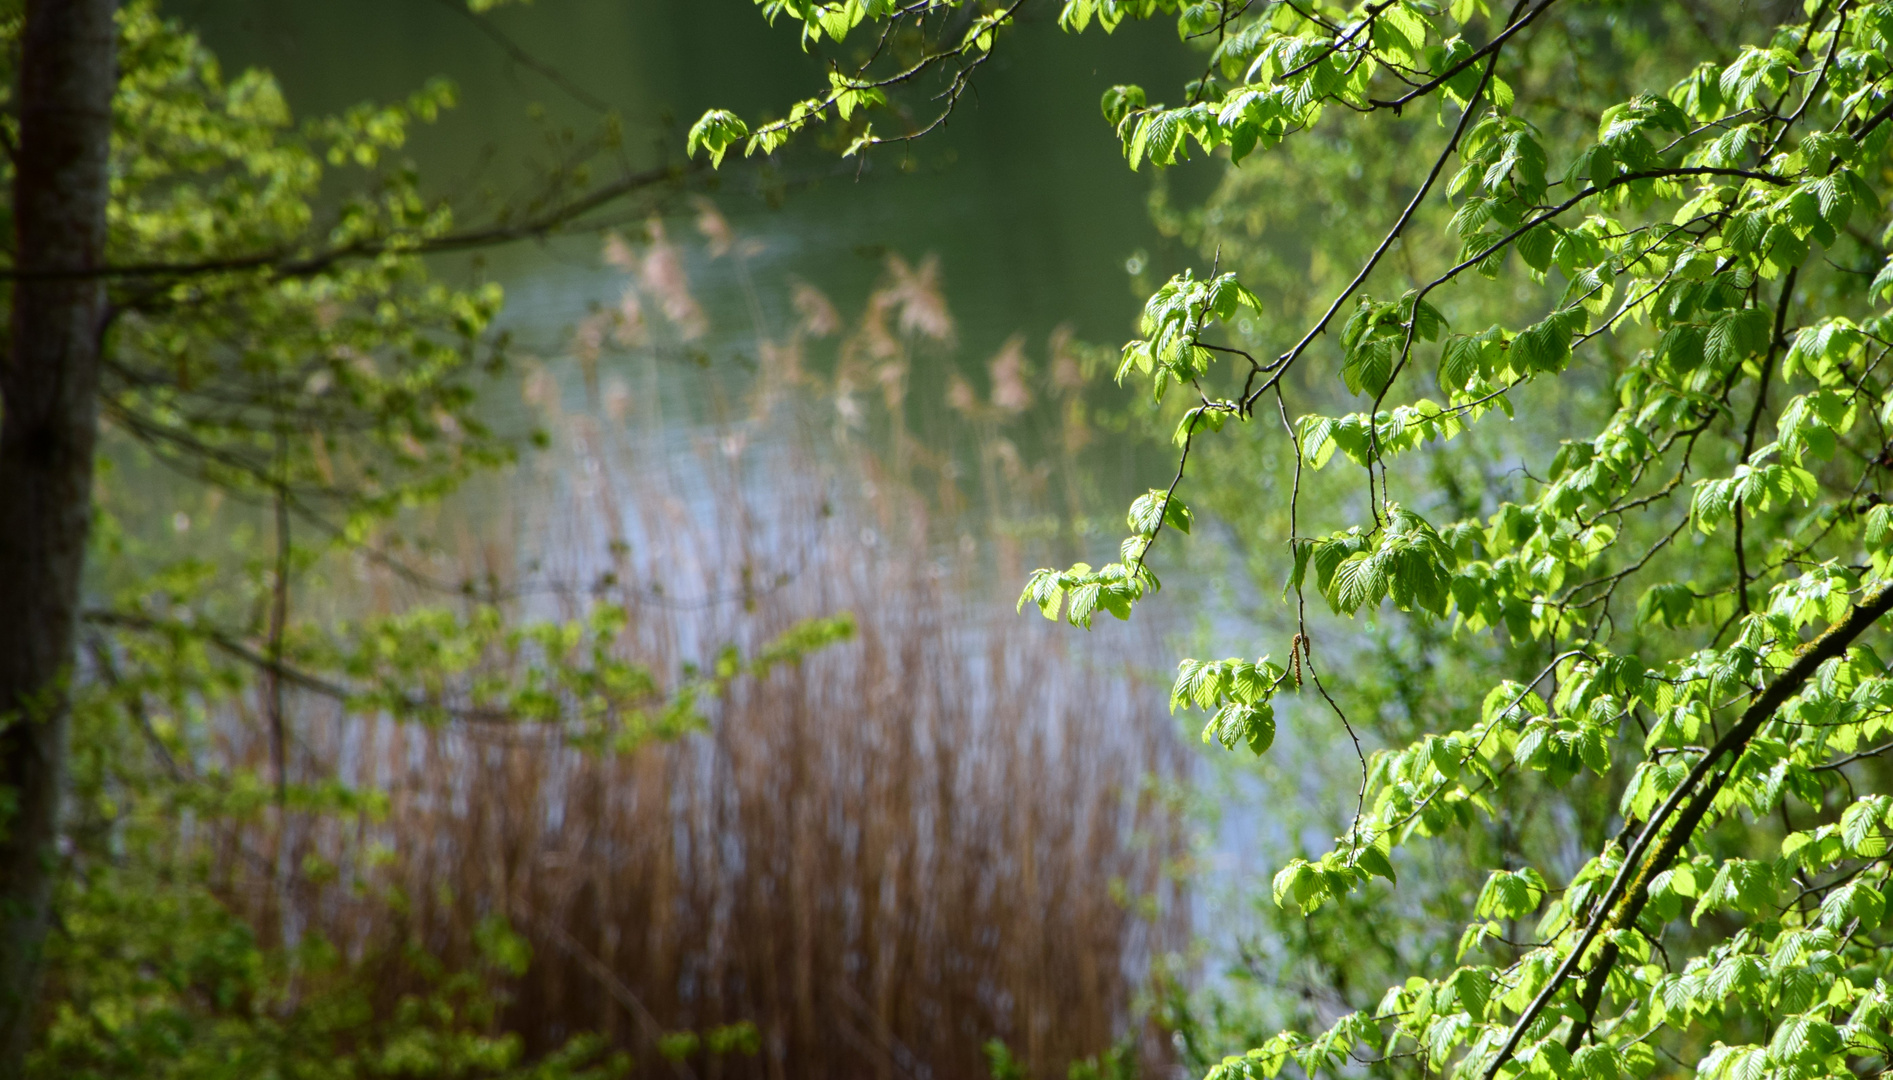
[
  {"left": 266, "top": 427, "right": 291, "bottom": 805},
  {"left": 434, "top": 0, "right": 617, "bottom": 115},
  {"left": 1242, "top": 39, "right": 1500, "bottom": 414},
  {"left": 1734, "top": 267, "right": 1800, "bottom": 613}
]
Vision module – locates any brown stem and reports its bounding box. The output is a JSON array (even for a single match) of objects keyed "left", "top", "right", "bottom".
[
  {"left": 1734, "top": 268, "right": 1799, "bottom": 614},
  {"left": 266, "top": 429, "right": 291, "bottom": 805}
]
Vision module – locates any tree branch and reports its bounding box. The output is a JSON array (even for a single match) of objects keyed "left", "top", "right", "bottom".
[
  {"left": 1485, "top": 581, "right": 1893, "bottom": 1078},
  {"left": 9, "top": 162, "right": 686, "bottom": 283}
]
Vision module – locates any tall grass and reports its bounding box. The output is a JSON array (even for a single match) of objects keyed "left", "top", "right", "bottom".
[{"left": 202, "top": 250, "right": 1191, "bottom": 1079}]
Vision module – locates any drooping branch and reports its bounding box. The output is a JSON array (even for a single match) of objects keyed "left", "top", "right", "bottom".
[{"left": 9, "top": 161, "right": 687, "bottom": 286}]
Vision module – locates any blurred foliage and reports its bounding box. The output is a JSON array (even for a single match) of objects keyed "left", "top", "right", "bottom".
[{"left": 26, "top": 4, "right": 828, "bottom": 1076}]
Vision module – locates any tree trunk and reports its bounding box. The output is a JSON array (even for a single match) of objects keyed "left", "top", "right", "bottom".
[{"left": 0, "top": 0, "right": 117, "bottom": 1068}]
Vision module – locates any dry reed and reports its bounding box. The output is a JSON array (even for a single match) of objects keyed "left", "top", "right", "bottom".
[{"left": 208, "top": 373, "right": 1191, "bottom": 1080}]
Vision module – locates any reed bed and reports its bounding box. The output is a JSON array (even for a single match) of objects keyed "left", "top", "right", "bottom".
[{"left": 207, "top": 360, "right": 1191, "bottom": 1080}]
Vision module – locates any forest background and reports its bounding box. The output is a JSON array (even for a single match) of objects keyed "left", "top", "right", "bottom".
[{"left": 10, "top": 3, "right": 1892, "bottom": 1080}]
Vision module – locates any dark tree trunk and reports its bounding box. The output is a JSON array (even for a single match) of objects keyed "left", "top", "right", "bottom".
[{"left": 0, "top": 0, "right": 117, "bottom": 1068}]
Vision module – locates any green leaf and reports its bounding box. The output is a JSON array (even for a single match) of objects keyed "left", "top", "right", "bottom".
[
  {"left": 1355, "top": 844, "right": 1396, "bottom": 884},
  {"left": 1510, "top": 313, "right": 1573, "bottom": 373},
  {"left": 1128, "top": 489, "right": 1191, "bottom": 536},
  {"left": 1769, "top": 1014, "right": 1840, "bottom": 1065},
  {"left": 1517, "top": 224, "right": 1556, "bottom": 273},
  {"left": 1476, "top": 867, "right": 1547, "bottom": 919},
  {"left": 1637, "top": 582, "right": 1696, "bottom": 628},
  {"left": 686, "top": 109, "right": 750, "bottom": 167},
  {"left": 1704, "top": 306, "right": 1771, "bottom": 370},
  {"left": 1101, "top": 83, "right": 1146, "bottom": 127}
]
